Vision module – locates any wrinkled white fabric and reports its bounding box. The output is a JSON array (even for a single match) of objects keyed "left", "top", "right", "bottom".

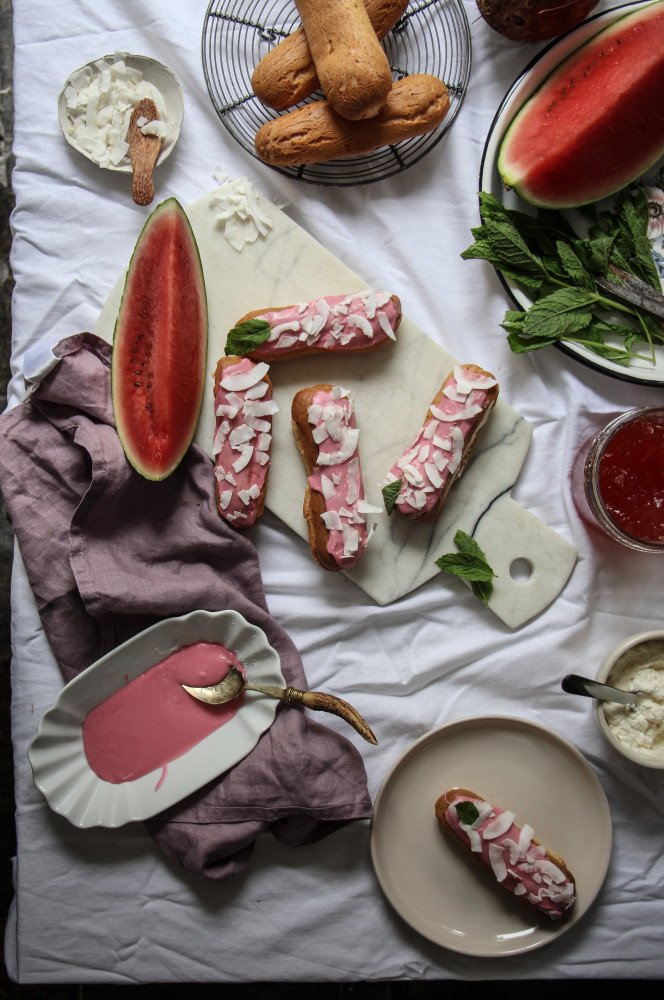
[{"left": 6, "top": 0, "right": 664, "bottom": 984}]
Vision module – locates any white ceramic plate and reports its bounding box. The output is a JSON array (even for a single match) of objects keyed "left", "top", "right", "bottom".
[
  {"left": 370, "top": 715, "right": 612, "bottom": 957},
  {"left": 28, "top": 609, "right": 284, "bottom": 828},
  {"left": 58, "top": 51, "right": 184, "bottom": 172},
  {"left": 480, "top": 0, "right": 664, "bottom": 387}
]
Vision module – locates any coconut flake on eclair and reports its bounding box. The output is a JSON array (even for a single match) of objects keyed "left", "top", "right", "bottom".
[
  {"left": 442, "top": 792, "right": 575, "bottom": 920},
  {"left": 306, "top": 385, "right": 381, "bottom": 567},
  {"left": 384, "top": 365, "right": 497, "bottom": 518},
  {"left": 240, "top": 290, "right": 400, "bottom": 359},
  {"left": 213, "top": 358, "right": 277, "bottom": 527}
]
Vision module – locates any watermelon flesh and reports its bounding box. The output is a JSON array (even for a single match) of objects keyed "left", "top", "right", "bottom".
[
  {"left": 498, "top": 1, "right": 664, "bottom": 209},
  {"left": 112, "top": 198, "right": 208, "bottom": 481}
]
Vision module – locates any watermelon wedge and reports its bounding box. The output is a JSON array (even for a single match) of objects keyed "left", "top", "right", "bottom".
[
  {"left": 112, "top": 198, "right": 208, "bottom": 481},
  {"left": 497, "top": 0, "right": 664, "bottom": 208}
]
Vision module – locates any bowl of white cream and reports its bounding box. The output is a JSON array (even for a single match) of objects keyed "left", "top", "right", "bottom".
[
  {"left": 596, "top": 631, "right": 664, "bottom": 769},
  {"left": 58, "top": 52, "right": 184, "bottom": 171}
]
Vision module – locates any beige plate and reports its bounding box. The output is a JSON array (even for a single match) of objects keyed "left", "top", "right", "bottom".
[{"left": 370, "top": 716, "right": 612, "bottom": 957}]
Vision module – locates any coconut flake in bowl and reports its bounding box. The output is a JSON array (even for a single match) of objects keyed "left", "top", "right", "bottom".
[
  {"left": 58, "top": 52, "right": 184, "bottom": 172},
  {"left": 595, "top": 630, "right": 664, "bottom": 769}
]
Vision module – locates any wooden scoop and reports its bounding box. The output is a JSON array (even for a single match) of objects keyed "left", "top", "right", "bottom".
[
  {"left": 182, "top": 666, "right": 378, "bottom": 744},
  {"left": 128, "top": 98, "right": 162, "bottom": 206}
]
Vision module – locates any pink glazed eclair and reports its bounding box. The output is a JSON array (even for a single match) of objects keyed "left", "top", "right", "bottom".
[
  {"left": 383, "top": 364, "right": 498, "bottom": 522},
  {"left": 435, "top": 789, "right": 576, "bottom": 921}
]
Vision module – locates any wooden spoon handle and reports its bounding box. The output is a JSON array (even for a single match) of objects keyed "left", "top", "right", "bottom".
[
  {"left": 128, "top": 98, "right": 161, "bottom": 206},
  {"left": 284, "top": 688, "right": 378, "bottom": 745}
]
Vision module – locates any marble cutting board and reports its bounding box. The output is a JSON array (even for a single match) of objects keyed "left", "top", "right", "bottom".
[{"left": 94, "top": 184, "right": 577, "bottom": 629}]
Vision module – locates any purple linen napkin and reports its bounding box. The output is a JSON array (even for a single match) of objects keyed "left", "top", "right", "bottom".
[{"left": 0, "top": 332, "right": 373, "bottom": 882}]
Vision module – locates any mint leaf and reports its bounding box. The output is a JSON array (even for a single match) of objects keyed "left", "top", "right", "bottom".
[
  {"left": 555, "top": 241, "right": 595, "bottom": 290},
  {"left": 521, "top": 286, "right": 595, "bottom": 340},
  {"left": 456, "top": 801, "right": 480, "bottom": 825},
  {"left": 615, "top": 186, "right": 659, "bottom": 287},
  {"left": 224, "top": 319, "right": 271, "bottom": 356},
  {"left": 382, "top": 479, "right": 402, "bottom": 515},
  {"left": 435, "top": 530, "right": 497, "bottom": 606}
]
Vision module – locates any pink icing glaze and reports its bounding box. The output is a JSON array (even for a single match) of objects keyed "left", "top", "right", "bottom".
[
  {"left": 213, "top": 357, "right": 277, "bottom": 526},
  {"left": 444, "top": 794, "right": 575, "bottom": 920},
  {"left": 307, "top": 386, "right": 377, "bottom": 568},
  {"left": 248, "top": 290, "right": 399, "bottom": 360},
  {"left": 386, "top": 365, "right": 495, "bottom": 517},
  {"left": 82, "top": 641, "right": 245, "bottom": 785}
]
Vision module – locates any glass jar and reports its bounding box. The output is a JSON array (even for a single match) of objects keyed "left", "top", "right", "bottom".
[{"left": 579, "top": 406, "right": 664, "bottom": 553}]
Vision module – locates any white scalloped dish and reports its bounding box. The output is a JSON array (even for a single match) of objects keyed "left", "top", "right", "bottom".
[{"left": 27, "top": 610, "right": 284, "bottom": 828}]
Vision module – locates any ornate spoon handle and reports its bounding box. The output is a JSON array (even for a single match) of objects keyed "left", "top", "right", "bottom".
[{"left": 247, "top": 682, "right": 377, "bottom": 744}]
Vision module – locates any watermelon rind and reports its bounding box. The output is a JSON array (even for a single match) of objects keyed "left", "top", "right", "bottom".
[
  {"left": 111, "top": 198, "right": 208, "bottom": 481},
  {"left": 497, "top": 0, "right": 664, "bottom": 209}
]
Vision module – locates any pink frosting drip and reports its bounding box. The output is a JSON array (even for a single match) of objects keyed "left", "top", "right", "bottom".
[
  {"left": 445, "top": 794, "right": 575, "bottom": 920},
  {"left": 249, "top": 290, "right": 398, "bottom": 360},
  {"left": 82, "top": 642, "right": 245, "bottom": 786},
  {"left": 387, "top": 366, "right": 492, "bottom": 517},
  {"left": 307, "top": 386, "right": 370, "bottom": 568},
  {"left": 213, "top": 357, "right": 276, "bottom": 526}
]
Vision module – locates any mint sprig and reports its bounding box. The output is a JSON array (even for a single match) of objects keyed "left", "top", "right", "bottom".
[
  {"left": 462, "top": 187, "right": 664, "bottom": 367},
  {"left": 224, "top": 318, "right": 271, "bottom": 356},
  {"left": 382, "top": 478, "right": 402, "bottom": 515},
  {"left": 435, "top": 530, "right": 497, "bottom": 606},
  {"left": 455, "top": 801, "right": 480, "bottom": 825}
]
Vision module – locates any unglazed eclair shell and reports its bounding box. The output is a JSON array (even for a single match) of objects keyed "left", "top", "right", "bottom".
[
  {"left": 252, "top": 0, "right": 410, "bottom": 111},
  {"left": 255, "top": 74, "right": 449, "bottom": 166},
  {"left": 293, "top": 0, "right": 393, "bottom": 120}
]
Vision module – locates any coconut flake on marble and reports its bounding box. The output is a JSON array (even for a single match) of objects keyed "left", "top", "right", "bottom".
[{"left": 210, "top": 171, "right": 278, "bottom": 252}]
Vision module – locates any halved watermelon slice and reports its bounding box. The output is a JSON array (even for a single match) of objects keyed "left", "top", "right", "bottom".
[
  {"left": 498, "top": 0, "right": 664, "bottom": 208},
  {"left": 112, "top": 198, "right": 208, "bottom": 480}
]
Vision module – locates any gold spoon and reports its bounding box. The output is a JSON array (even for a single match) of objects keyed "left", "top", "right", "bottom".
[
  {"left": 128, "top": 98, "right": 162, "bottom": 206},
  {"left": 182, "top": 666, "right": 377, "bottom": 745}
]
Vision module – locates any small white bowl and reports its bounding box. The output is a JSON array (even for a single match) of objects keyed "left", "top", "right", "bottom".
[
  {"left": 595, "top": 630, "right": 664, "bottom": 769},
  {"left": 58, "top": 52, "right": 184, "bottom": 172}
]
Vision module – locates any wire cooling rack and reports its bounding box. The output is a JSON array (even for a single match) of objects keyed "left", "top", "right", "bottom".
[{"left": 201, "top": 0, "right": 472, "bottom": 186}]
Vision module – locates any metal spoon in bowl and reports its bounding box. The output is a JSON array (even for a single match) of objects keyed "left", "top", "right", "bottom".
[
  {"left": 561, "top": 673, "right": 645, "bottom": 706},
  {"left": 182, "top": 666, "right": 377, "bottom": 745}
]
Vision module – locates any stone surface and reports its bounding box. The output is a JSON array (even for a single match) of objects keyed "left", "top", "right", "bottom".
[{"left": 95, "top": 187, "right": 576, "bottom": 625}]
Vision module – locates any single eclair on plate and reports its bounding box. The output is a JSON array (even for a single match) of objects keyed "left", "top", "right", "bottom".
[
  {"left": 382, "top": 364, "right": 498, "bottom": 521},
  {"left": 435, "top": 789, "right": 576, "bottom": 921},
  {"left": 213, "top": 356, "right": 278, "bottom": 528},
  {"left": 291, "top": 384, "right": 382, "bottom": 571},
  {"left": 224, "top": 290, "right": 402, "bottom": 362}
]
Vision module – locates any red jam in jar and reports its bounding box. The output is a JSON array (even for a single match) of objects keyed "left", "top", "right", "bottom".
[
  {"left": 598, "top": 413, "right": 664, "bottom": 543},
  {"left": 582, "top": 407, "right": 664, "bottom": 553}
]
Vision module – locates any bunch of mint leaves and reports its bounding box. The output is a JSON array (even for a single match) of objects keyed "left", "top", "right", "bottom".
[{"left": 461, "top": 185, "right": 664, "bottom": 367}]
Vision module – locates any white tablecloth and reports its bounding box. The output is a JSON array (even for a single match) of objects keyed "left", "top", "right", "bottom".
[{"left": 5, "top": 0, "right": 664, "bottom": 983}]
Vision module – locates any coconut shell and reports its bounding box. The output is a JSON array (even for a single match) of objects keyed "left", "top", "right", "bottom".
[{"left": 476, "top": 0, "right": 600, "bottom": 42}]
